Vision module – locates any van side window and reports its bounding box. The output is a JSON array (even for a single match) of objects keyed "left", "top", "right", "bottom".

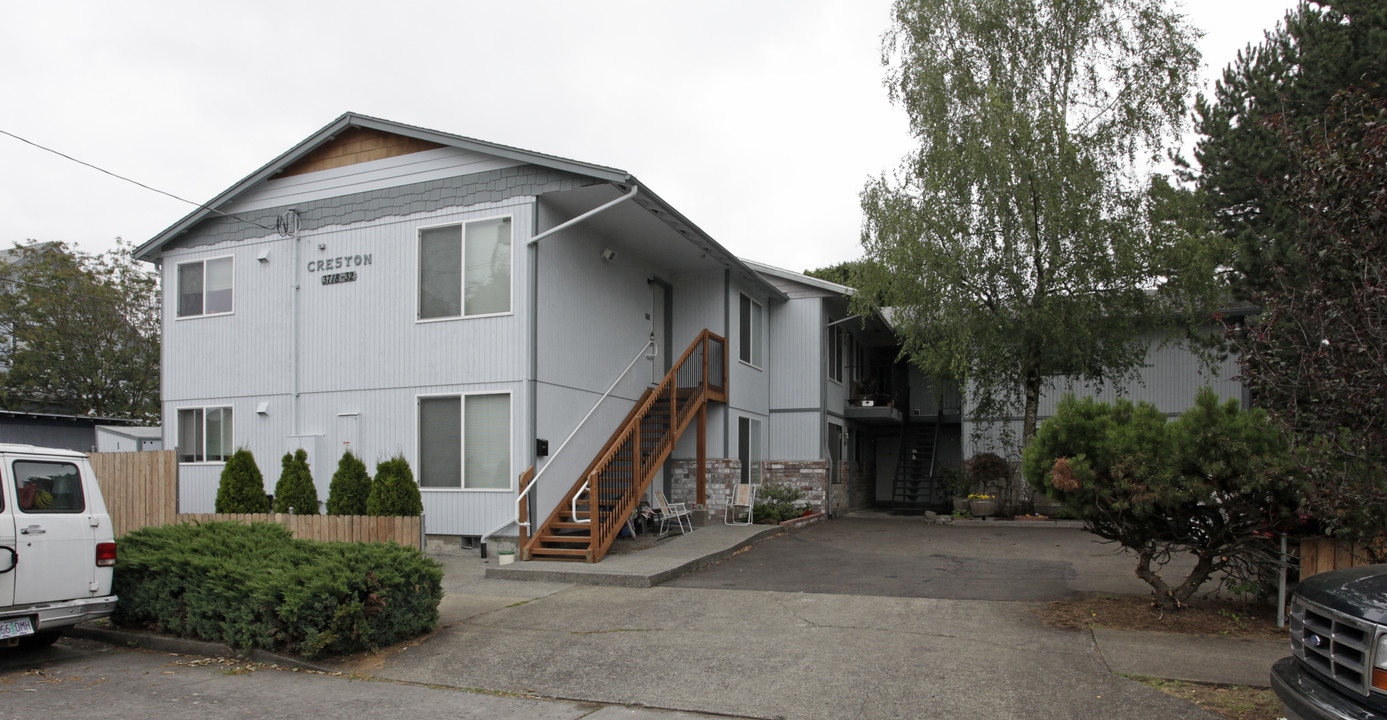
[{"left": 13, "top": 461, "right": 85, "bottom": 514}]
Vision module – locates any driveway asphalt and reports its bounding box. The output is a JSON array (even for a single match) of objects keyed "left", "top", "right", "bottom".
[{"left": 665, "top": 517, "right": 1184, "bottom": 600}]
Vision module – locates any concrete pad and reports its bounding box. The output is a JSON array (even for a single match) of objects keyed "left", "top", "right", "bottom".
[
  {"left": 1093, "top": 628, "right": 1289, "bottom": 687},
  {"left": 487, "top": 524, "right": 780, "bottom": 587}
]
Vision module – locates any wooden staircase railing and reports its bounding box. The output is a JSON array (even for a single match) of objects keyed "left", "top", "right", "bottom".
[{"left": 523, "top": 330, "right": 727, "bottom": 562}]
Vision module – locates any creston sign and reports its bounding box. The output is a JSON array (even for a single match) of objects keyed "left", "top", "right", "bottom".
[{"left": 308, "top": 254, "right": 372, "bottom": 286}]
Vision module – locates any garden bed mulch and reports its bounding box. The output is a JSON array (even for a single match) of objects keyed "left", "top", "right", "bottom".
[{"left": 1032, "top": 592, "right": 1283, "bottom": 638}]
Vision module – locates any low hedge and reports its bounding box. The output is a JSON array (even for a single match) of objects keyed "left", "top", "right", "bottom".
[{"left": 113, "top": 521, "right": 443, "bottom": 659}]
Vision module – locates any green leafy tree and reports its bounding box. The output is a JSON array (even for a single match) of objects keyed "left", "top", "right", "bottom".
[
  {"left": 0, "top": 239, "right": 159, "bottom": 420},
  {"left": 857, "top": 0, "right": 1224, "bottom": 454},
  {"left": 1189, "top": 0, "right": 1387, "bottom": 298},
  {"left": 326, "top": 450, "right": 371, "bottom": 515},
  {"left": 215, "top": 449, "right": 271, "bottom": 513},
  {"left": 1236, "top": 89, "right": 1387, "bottom": 558},
  {"left": 366, "top": 455, "right": 422, "bottom": 516},
  {"left": 273, "top": 448, "right": 319, "bottom": 514},
  {"left": 1023, "top": 389, "right": 1301, "bottom": 610}
]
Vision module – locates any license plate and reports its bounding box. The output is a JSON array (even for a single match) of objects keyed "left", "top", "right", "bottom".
[{"left": 0, "top": 617, "right": 34, "bottom": 640}]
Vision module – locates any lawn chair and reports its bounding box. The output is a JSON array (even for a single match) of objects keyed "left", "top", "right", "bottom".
[
  {"left": 725, "top": 483, "right": 756, "bottom": 525},
  {"left": 653, "top": 490, "right": 693, "bottom": 535}
]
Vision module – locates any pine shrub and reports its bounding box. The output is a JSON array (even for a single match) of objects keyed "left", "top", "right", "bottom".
[
  {"left": 214, "top": 449, "right": 270, "bottom": 513},
  {"left": 112, "top": 521, "right": 443, "bottom": 659},
  {"left": 366, "top": 455, "right": 422, "bottom": 516},
  {"left": 273, "top": 448, "right": 319, "bottom": 514},
  {"left": 326, "top": 450, "right": 370, "bottom": 515}
]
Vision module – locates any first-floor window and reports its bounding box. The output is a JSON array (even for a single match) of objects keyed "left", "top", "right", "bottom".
[
  {"left": 738, "top": 416, "right": 762, "bottom": 484},
  {"left": 177, "top": 407, "right": 232, "bottom": 463},
  {"left": 419, "top": 393, "right": 511, "bottom": 489}
]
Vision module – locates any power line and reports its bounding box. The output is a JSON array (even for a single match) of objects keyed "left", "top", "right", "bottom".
[{"left": 0, "top": 127, "right": 273, "bottom": 233}]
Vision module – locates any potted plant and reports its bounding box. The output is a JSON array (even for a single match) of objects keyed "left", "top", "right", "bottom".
[
  {"left": 967, "top": 493, "right": 998, "bottom": 518},
  {"left": 939, "top": 463, "right": 968, "bottom": 512},
  {"left": 964, "top": 452, "right": 1012, "bottom": 515}
]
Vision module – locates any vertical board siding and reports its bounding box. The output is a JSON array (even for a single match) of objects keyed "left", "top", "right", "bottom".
[
  {"left": 768, "top": 411, "right": 821, "bottom": 460},
  {"left": 768, "top": 299, "right": 823, "bottom": 410}
]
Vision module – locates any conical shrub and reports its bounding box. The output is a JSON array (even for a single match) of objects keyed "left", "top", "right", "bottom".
[
  {"left": 326, "top": 450, "right": 371, "bottom": 515},
  {"left": 366, "top": 455, "right": 422, "bottom": 516},
  {"left": 273, "top": 448, "right": 319, "bottom": 514},
  {"left": 215, "top": 448, "right": 270, "bottom": 513}
]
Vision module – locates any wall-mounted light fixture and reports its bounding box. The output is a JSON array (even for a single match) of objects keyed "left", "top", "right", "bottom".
[
  {"left": 257, "top": 249, "right": 271, "bottom": 264},
  {"left": 601, "top": 248, "right": 618, "bottom": 263}
]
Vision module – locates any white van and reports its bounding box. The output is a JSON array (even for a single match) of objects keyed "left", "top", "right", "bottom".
[{"left": 0, "top": 444, "right": 117, "bottom": 648}]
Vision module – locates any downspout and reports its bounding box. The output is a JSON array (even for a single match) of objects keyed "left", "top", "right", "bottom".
[
  {"left": 484, "top": 182, "right": 640, "bottom": 559},
  {"left": 821, "top": 305, "right": 830, "bottom": 517}
]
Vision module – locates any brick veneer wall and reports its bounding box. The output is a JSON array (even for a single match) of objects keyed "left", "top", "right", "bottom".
[
  {"left": 763, "top": 460, "right": 829, "bottom": 514},
  {"left": 670, "top": 458, "right": 740, "bottom": 515},
  {"left": 669, "top": 458, "right": 831, "bottom": 517}
]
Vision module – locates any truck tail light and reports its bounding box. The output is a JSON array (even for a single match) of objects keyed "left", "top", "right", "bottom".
[{"left": 95, "top": 542, "right": 116, "bottom": 568}]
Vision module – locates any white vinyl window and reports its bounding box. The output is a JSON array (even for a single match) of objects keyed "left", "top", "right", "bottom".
[
  {"left": 177, "top": 407, "right": 232, "bottom": 463},
  {"left": 828, "top": 324, "right": 844, "bottom": 384},
  {"left": 419, "top": 217, "right": 512, "bottom": 320},
  {"left": 177, "top": 256, "right": 233, "bottom": 317},
  {"left": 419, "top": 393, "right": 511, "bottom": 490},
  {"left": 738, "top": 416, "right": 762, "bottom": 484},
  {"left": 739, "top": 294, "right": 763, "bottom": 368}
]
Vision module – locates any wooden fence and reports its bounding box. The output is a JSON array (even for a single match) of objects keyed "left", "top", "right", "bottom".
[
  {"left": 90, "top": 450, "right": 179, "bottom": 538},
  {"left": 88, "top": 451, "right": 424, "bottom": 549},
  {"left": 1299, "top": 537, "right": 1385, "bottom": 579}
]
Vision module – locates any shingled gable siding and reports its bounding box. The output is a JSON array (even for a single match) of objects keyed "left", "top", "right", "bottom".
[{"left": 162, "top": 166, "right": 601, "bottom": 250}]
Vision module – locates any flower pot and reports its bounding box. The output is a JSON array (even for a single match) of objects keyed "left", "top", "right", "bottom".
[
  {"left": 968, "top": 499, "right": 998, "bottom": 518},
  {"left": 951, "top": 496, "right": 969, "bottom": 513}
]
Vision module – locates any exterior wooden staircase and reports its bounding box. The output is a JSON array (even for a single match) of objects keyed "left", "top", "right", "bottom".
[{"left": 521, "top": 330, "right": 727, "bottom": 563}]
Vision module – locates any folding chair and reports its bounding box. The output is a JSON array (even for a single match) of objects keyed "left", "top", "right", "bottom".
[
  {"left": 725, "top": 483, "right": 757, "bottom": 525},
  {"left": 653, "top": 490, "right": 693, "bottom": 535}
]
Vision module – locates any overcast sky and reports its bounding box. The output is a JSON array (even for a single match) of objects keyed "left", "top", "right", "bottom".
[{"left": 1, "top": 0, "right": 1300, "bottom": 273}]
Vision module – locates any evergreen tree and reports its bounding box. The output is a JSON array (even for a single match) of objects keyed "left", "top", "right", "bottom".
[
  {"left": 326, "top": 450, "right": 371, "bottom": 516},
  {"left": 366, "top": 455, "right": 422, "bottom": 516},
  {"left": 1190, "top": 0, "right": 1387, "bottom": 297},
  {"left": 215, "top": 449, "right": 270, "bottom": 513},
  {"left": 273, "top": 448, "right": 319, "bottom": 514}
]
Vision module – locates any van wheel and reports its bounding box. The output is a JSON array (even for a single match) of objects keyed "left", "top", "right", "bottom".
[{"left": 17, "top": 630, "right": 62, "bottom": 649}]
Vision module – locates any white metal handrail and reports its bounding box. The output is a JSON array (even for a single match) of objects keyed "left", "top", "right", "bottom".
[
  {"left": 481, "top": 337, "right": 655, "bottom": 548},
  {"left": 572, "top": 478, "right": 591, "bottom": 524}
]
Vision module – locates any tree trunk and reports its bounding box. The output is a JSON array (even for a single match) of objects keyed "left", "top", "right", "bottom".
[{"left": 1022, "top": 356, "right": 1042, "bottom": 451}]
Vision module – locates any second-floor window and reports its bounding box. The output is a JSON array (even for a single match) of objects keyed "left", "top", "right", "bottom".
[
  {"left": 177, "top": 256, "right": 233, "bottom": 318},
  {"left": 419, "top": 217, "right": 512, "bottom": 320},
  {"left": 739, "top": 294, "right": 763, "bottom": 368}
]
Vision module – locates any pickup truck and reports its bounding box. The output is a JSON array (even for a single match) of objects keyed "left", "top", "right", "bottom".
[
  {"left": 1273, "top": 563, "right": 1387, "bottom": 720},
  {"left": 0, "top": 445, "right": 118, "bottom": 649}
]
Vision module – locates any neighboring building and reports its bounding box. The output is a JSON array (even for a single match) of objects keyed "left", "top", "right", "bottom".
[
  {"left": 0, "top": 410, "right": 140, "bottom": 453},
  {"left": 94, "top": 425, "right": 164, "bottom": 453}
]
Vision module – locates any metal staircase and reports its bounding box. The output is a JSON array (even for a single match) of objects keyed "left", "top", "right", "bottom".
[
  {"left": 522, "top": 331, "right": 726, "bottom": 563},
  {"left": 891, "top": 414, "right": 945, "bottom": 511}
]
